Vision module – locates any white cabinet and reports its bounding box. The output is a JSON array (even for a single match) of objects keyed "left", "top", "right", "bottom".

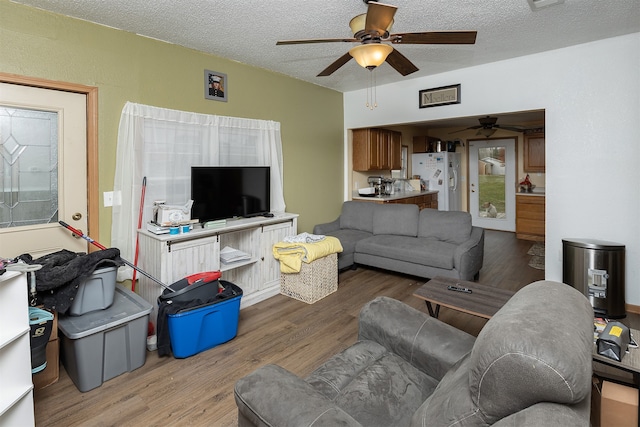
[
  {"left": 0, "top": 271, "right": 35, "bottom": 426},
  {"left": 261, "top": 221, "right": 297, "bottom": 290},
  {"left": 137, "top": 213, "right": 298, "bottom": 324}
]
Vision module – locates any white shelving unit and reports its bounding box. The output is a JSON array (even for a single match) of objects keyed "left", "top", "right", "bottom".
[
  {"left": 0, "top": 271, "right": 35, "bottom": 426},
  {"left": 137, "top": 213, "right": 298, "bottom": 325}
]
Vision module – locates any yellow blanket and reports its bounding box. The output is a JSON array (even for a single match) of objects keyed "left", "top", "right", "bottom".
[{"left": 273, "top": 237, "right": 343, "bottom": 273}]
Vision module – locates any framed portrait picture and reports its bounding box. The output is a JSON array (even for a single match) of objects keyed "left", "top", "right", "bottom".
[{"left": 204, "top": 70, "right": 228, "bottom": 102}]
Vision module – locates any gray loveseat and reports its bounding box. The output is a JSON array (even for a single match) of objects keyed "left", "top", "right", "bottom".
[
  {"left": 313, "top": 201, "right": 484, "bottom": 281},
  {"left": 234, "top": 281, "right": 593, "bottom": 426}
]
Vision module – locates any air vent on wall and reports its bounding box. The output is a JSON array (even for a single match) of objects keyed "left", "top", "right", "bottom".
[{"left": 527, "top": 0, "right": 565, "bottom": 11}]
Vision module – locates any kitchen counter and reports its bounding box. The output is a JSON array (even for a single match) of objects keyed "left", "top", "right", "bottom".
[
  {"left": 517, "top": 186, "right": 545, "bottom": 197},
  {"left": 352, "top": 190, "right": 439, "bottom": 210},
  {"left": 517, "top": 191, "right": 545, "bottom": 197},
  {"left": 352, "top": 190, "right": 438, "bottom": 202}
]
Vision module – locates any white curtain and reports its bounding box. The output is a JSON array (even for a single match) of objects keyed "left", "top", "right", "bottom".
[{"left": 112, "top": 102, "right": 285, "bottom": 279}]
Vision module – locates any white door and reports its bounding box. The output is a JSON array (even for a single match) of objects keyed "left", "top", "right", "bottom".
[
  {"left": 0, "top": 82, "right": 88, "bottom": 258},
  {"left": 468, "top": 138, "right": 516, "bottom": 231}
]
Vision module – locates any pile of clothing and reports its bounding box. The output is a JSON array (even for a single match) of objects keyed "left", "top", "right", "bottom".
[
  {"left": 16, "top": 248, "right": 123, "bottom": 313},
  {"left": 272, "top": 232, "right": 343, "bottom": 273}
]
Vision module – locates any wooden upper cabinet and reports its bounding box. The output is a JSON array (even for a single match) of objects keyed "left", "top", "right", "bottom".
[
  {"left": 353, "top": 128, "right": 402, "bottom": 171},
  {"left": 390, "top": 131, "right": 402, "bottom": 170},
  {"left": 524, "top": 133, "right": 545, "bottom": 173},
  {"left": 412, "top": 135, "right": 441, "bottom": 153}
]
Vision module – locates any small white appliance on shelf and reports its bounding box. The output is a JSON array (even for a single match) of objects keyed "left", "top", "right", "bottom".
[{"left": 358, "top": 187, "right": 376, "bottom": 196}]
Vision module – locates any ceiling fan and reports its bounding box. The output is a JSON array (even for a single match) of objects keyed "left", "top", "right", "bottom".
[
  {"left": 450, "top": 116, "right": 529, "bottom": 137},
  {"left": 276, "top": 1, "right": 477, "bottom": 77}
]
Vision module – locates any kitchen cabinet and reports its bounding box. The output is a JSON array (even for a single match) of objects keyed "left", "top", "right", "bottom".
[
  {"left": 355, "top": 192, "right": 438, "bottom": 210},
  {"left": 394, "top": 193, "right": 438, "bottom": 210},
  {"left": 412, "top": 136, "right": 440, "bottom": 153},
  {"left": 0, "top": 272, "right": 35, "bottom": 426},
  {"left": 353, "top": 128, "right": 401, "bottom": 171},
  {"left": 137, "top": 214, "right": 298, "bottom": 326},
  {"left": 516, "top": 195, "right": 545, "bottom": 241},
  {"left": 523, "top": 133, "right": 545, "bottom": 172},
  {"left": 390, "top": 131, "right": 402, "bottom": 170}
]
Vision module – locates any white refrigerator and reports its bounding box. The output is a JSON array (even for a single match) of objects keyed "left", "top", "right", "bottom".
[{"left": 411, "top": 152, "right": 462, "bottom": 211}]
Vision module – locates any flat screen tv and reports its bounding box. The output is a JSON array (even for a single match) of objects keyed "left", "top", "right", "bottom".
[{"left": 191, "top": 166, "right": 270, "bottom": 222}]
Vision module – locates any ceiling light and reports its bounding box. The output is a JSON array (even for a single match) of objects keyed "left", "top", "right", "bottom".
[
  {"left": 349, "top": 44, "right": 393, "bottom": 70},
  {"left": 477, "top": 128, "right": 497, "bottom": 137},
  {"left": 349, "top": 13, "right": 394, "bottom": 37},
  {"left": 349, "top": 14, "right": 367, "bottom": 35}
]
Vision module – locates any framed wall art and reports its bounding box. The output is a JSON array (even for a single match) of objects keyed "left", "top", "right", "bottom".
[
  {"left": 419, "top": 84, "right": 460, "bottom": 108},
  {"left": 204, "top": 70, "right": 228, "bottom": 102}
]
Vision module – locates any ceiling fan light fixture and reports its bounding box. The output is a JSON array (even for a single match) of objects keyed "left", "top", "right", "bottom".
[
  {"left": 349, "top": 14, "right": 367, "bottom": 35},
  {"left": 477, "top": 128, "right": 497, "bottom": 137},
  {"left": 349, "top": 13, "right": 394, "bottom": 37},
  {"left": 349, "top": 43, "right": 393, "bottom": 70}
]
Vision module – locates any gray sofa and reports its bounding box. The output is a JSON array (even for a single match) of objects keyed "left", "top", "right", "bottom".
[
  {"left": 313, "top": 201, "right": 484, "bottom": 281},
  {"left": 234, "top": 280, "right": 593, "bottom": 426}
]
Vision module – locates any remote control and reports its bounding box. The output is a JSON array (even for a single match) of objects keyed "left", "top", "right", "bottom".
[{"left": 447, "top": 285, "right": 472, "bottom": 294}]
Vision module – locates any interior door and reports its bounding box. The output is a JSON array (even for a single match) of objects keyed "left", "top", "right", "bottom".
[
  {"left": 468, "top": 138, "right": 516, "bottom": 231},
  {"left": 0, "top": 82, "right": 88, "bottom": 258}
]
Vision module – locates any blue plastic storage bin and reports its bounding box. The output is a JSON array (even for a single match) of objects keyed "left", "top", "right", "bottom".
[{"left": 167, "top": 283, "right": 242, "bottom": 358}]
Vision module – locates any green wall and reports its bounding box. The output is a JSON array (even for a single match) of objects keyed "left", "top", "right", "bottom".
[{"left": 0, "top": 0, "right": 345, "bottom": 241}]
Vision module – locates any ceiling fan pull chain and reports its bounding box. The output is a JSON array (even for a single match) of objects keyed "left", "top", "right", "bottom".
[
  {"left": 366, "top": 71, "right": 371, "bottom": 109},
  {"left": 366, "top": 69, "right": 378, "bottom": 110},
  {"left": 373, "top": 69, "right": 378, "bottom": 109}
]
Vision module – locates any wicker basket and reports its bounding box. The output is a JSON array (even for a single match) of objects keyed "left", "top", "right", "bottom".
[{"left": 280, "top": 253, "right": 338, "bottom": 304}]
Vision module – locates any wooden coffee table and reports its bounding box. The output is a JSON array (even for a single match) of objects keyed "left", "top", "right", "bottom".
[{"left": 413, "top": 276, "right": 515, "bottom": 319}]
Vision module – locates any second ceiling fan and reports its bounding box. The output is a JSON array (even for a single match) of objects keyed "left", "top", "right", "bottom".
[
  {"left": 451, "top": 116, "right": 531, "bottom": 137},
  {"left": 276, "top": 1, "right": 477, "bottom": 77}
]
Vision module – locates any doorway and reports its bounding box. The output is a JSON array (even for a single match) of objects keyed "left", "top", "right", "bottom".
[
  {"left": 0, "top": 75, "right": 99, "bottom": 257},
  {"left": 468, "top": 137, "right": 516, "bottom": 231}
]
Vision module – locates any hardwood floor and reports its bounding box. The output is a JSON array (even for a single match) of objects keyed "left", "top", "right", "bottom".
[{"left": 33, "top": 230, "right": 545, "bottom": 426}]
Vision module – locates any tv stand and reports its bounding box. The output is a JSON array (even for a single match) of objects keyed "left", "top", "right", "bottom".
[{"left": 137, "top": 212, "right": 298, "bottom": 325}]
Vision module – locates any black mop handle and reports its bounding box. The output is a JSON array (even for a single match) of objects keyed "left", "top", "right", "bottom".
[{"left": 58, "top": 221, "right": 172, "bottom": 291}]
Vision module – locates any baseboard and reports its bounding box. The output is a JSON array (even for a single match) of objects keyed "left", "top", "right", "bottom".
[
  {"left": 516, "top": 233, "right": 545, "bottom": 242},
  {"left": 626, "top": 303, "right": 640, "bottom": 315}
]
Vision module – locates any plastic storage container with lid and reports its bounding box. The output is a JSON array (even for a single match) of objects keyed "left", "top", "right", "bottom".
[
  {"left": 58, "top": 284, "right": 152, "bottom": 392},
  {"left": 69, "top": 266, "right": 118, "bottom": 316}
]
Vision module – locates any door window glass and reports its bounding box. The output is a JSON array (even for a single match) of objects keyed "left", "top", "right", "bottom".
[
  {"left": 477, "top": 146, "right": 506, "bottom": 219},
  {"left": 0, "top": 106, "right": 58, "bottom": 228}
]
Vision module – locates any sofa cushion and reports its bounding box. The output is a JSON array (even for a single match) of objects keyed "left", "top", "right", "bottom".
[
  {"left": 418, "top": 209, "right": 472, "bottom": 244},
  {"left": 307, "top": 340, "right": 439, "bottom": 427},
  {"left": 372, "top": 203, "right": 419, "bottom": 236},
  {"left": 325, "top": 229, "right": 372, "bottom": 256},
  {"left": 339, "top": 201, "right": 375, "bottom": 233},
  {"left": 356, "top": 235, "right": 456, "bottom": 270}
]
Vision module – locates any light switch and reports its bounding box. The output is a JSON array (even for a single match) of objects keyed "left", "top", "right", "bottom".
[{"left": 103, "top": 191, "right": 114, "bottom": 207}]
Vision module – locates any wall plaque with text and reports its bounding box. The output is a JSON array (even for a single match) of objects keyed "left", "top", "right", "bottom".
[{"left": 419, "top": 84, "right": 461, "bottom": 108}]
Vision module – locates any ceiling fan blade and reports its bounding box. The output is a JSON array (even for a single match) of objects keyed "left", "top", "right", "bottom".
[
  {"left": 448, "top": 126, "right": 481, "bottom": 134},
  {"left": 495, "top": 125, "right": 526, "bottom": 132},
  {"left": 277, "top": 38, "right": 358, "bottom": 45},
  {"left": 317, "top": 52, "right": 353, "bottom": 77},
  {"left": 385, "top": 48, "right": 419, "bottom": 76},
  {"left": 388, "top": 31, "right": 477, "bottom": 45},
  {"left": 365, "top": 2, "right": 397, "bottom": 36}
]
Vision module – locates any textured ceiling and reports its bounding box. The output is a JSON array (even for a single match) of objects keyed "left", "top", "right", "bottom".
[{"left": 11, "top": 0, "right": 640, "bottom": 94}]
